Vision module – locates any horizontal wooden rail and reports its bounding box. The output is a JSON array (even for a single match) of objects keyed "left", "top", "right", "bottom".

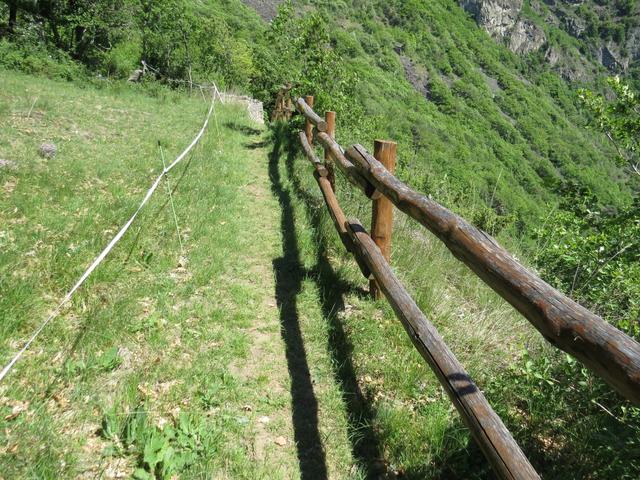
[
  {"left": 299, "top": 131, "right": 328, "bottom": 177},
  {"left": 314, "top": 172, "right": 371, "bottom": 279},
  {"left": 345, "top": 143, "right": 640, "bottom": 404},
  {"left": 297, "top": 98, "right": 377, "bottom": 198},
  {"left": 346, "top": 218, "right": 539, "bottom": 480},
  {"left": 316, "top": 131, "right": 380, "bottom": 199},
  {"left": 296, "top": 97, "right": 327, "bottom": 132}
]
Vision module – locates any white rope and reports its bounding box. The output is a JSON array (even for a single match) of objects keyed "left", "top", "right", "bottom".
[{"left": 0, "top": 93, "right": 216, "bottom": 383}]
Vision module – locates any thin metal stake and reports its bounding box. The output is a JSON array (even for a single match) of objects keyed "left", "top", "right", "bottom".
[{"left": 159, "top": 142, "right": 184, "bottom": 254}]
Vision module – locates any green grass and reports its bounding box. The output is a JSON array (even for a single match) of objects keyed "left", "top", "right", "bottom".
[{"left": 0, "top": 70, "right": 356, "bottom": 478}]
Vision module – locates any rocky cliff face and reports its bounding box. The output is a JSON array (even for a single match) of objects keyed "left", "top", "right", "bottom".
[
  {"left": 540, "top": 1, "right": 637, "bottom": 71},
  {"left": 509, "top": 18, "right": 546, "bottom": 54},
  {"left": 460, "top": 0, "right": 546, "bottom": 55},
  {"left": 460, "top": 0, "right": 640, "bottom": 81},
  {"left": 460, "top": 0, "right": 523, "bottom": 40},
  {"left": 241, "top": 0, "right": 282, "bottom": 21}
]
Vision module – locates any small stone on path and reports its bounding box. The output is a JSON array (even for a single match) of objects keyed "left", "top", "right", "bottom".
[
  {"left": 0, "top": 159, "right": 16, "bottom": 169},
  {"left": 39, "top": 143, "right": 57, "bottom": 159}
]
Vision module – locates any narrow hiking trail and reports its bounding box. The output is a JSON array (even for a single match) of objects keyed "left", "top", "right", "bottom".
[
  {"left": 1, "top": 73, "right": 360, "bottom": 479},
  {"left": 209, "top": 125, "right": 357, "bottom": 478}
]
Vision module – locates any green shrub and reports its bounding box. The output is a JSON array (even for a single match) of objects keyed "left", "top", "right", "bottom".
[
  {"left": 534, "top": 193, "right": 640, "bottom": 338},
  {"left": 0, "top": 39, "right": 85, "bottom": 80},
  {"left": 102, "top": 38, "right": 143, "bottom": 79}
]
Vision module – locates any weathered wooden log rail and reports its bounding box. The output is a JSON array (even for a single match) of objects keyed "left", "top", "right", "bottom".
[
  {"left": 347, "top": 218, "right": 539, "bottom": 480},
  {"left": 292, "top": 95, "right": 640, "bottom": 479}
]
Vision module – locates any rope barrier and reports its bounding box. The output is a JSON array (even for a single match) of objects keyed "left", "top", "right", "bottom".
[{"left": 0, "top": 92, "right": 217, "bottom": 383}]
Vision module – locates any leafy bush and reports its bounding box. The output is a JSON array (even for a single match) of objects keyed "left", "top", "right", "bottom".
[
  {"left": 0, "top": 39, "right": 85, "bottom": 80},
  {"left": 101, "top": 406, "right": 220, "bottom": 480},
  {"left": 102, "top": 38, "right": 143, "bottom": 78},
  {"left": 579, "top": 76, "right": 640, "bottom": 176},
  {"left": 534, "top": 190, "right": 639, "bottom": 338}
]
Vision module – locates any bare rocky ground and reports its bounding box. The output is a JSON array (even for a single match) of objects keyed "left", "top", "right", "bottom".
[{"left": 241, "top": 0, "right": 283, "bottom": 21}]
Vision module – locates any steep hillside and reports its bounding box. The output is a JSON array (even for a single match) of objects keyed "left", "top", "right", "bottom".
[
  {"left": 1, "top": 0, "right": 637, "bottom": 239},
  {"left": 460, "top": 0, "right": 640, "bottom": 82},
  {"left": 268, "top": 0, "right": 637, "bottom": 239}
]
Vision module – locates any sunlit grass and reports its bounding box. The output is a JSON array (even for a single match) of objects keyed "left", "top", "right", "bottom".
[{"left": 0, "top": 71, "right": 320, "bottom": 479}]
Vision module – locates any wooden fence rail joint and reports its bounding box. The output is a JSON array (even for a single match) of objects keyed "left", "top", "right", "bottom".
[
  {"left": 324, "top": 111, "right": 337, "bottom": 191},
  {"left": 318, "top": 134, "right": 380, "bottom": 199},
  {"left": 299, "top": 131, "right": 329, "bottom": 177},
  {"left": 296, "top": 97, "right": 328, "bottom": 132}
]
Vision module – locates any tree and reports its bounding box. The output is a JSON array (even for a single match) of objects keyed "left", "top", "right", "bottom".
[
  {"left": 579, "top": 77, "right": 640, "bottom": 176},
  {"left": 7, "top": 0, "right": 18, "bottom": 33},
  {"left": 1, "top": 0, "right": 60, "bottom": 42}
]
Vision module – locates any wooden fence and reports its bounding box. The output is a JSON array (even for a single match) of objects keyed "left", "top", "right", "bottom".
[{"left": 292, "top": 95, "right": 640, "bottom": 480}]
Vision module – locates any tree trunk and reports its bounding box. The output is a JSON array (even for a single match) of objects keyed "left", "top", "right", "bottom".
[
  {"left": 38, "top": 0, "right": 61, "bottom": 46},
  {"left": 8, "top": 1, "right": 18, "bottom": 33}
]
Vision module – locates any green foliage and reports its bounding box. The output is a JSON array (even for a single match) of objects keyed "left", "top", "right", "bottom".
[
  {"left": 102, "top": 38, "right": 143, "bottom": 78},
  {"left": 0, "top": 38, "right": 84, "bottom": 79},
  {"left": 486, "top": 346, "right": 640, "bottom": 478},
  {"left": 96, "top": 347, "right": 123, "bottom": 372},
  {"left": 101, "top": 406, "right": 216, "bottom": 479},
  {"left": 1, "top": 0, "right": 261, "bottom": 85},
  {"left": 135, "top": 0, "right": 253, "bottom": 87},
  {"left": 579, "top": 76, "right": 640, "bottom": 175},
  {"left": 251, "top": 2, "right": 379, "bottom": 141},
  {"left": 534, "top": 191, "right": 640, "bottom": 338}
]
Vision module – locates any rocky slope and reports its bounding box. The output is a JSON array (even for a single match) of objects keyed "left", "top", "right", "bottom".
[
  {"left": 241, "top": 0, "right": 282, "bottom": 20},
  {"left": 460, "top": 0, "right": 640, "bottom": 82},
  {"left": 460, "top": 0, "right": 545, "bottom": 55}
]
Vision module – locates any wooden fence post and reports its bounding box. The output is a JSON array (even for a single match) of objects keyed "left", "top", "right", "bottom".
[
  {"left": 285, "top": 97, "right": 293, "bottom": 121},
  {"left": 370, "top": 140, "right": 397, "bottom": 299},
  {"left": 324, "top": 111, "right": 336, "bottom": 191},
  {"left": 305, "top": 95, "right": 314, "bottom": 144}
]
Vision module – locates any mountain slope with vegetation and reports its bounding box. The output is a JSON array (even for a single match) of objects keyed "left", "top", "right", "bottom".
[{"left": 1, "top": 0, "right": 636, "bottom": 230}]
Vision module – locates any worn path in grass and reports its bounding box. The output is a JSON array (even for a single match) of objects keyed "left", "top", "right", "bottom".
[{"left": 0, "top": 72, "right": 355, "bottom": 478}]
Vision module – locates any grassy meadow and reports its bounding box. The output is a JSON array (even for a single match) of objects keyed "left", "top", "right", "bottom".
[{"left": 0, "top": 70, "right": 355, "bottom": 478}]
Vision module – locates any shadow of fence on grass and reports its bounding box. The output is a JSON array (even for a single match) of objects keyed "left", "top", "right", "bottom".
[
  {"left": 268, "top": 125, "right": 328, "bottom": 480},
  {"left": 268, "top": 123, "right": 387, "bottom": 478}
]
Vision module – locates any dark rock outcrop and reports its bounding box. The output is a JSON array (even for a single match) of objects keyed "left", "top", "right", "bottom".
[
  {"left": 600, "top": 44, "right": 629, "bottom": 72},
  {"left": 460, "top": 0, "right": 523, "bottom": 40},
  {"left": 399, "top": 55, "right": 429, "bottom": 97},
  {"left": 509, "top": 19, "right": 546, "bottom": 54}
]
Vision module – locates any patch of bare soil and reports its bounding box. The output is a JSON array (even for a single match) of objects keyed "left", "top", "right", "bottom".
[
  {"left": 399, "top": 55, "right": 429, "bottom": 97},
  {"left": 241, "top": 0, "right": 283, "bottom": 21}
]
